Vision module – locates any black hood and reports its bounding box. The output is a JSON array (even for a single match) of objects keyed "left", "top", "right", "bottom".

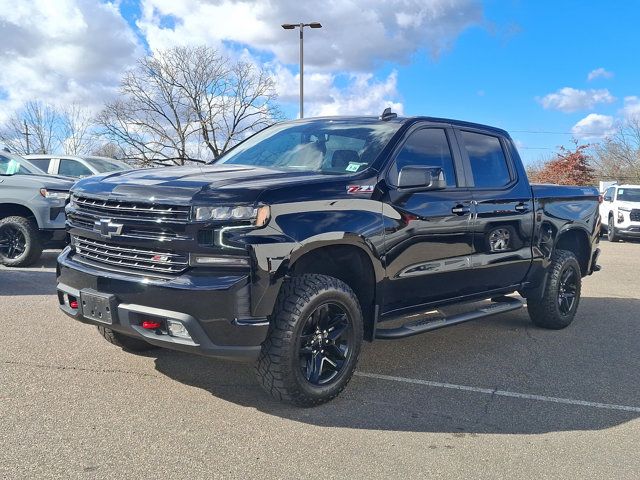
[{"left": 72, "top": 164, "right": 335, "bottom": 204}]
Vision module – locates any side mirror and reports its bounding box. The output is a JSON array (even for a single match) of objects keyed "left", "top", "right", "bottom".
[{"left": 397, "top": 166, "right": 447, "bottom": 191}]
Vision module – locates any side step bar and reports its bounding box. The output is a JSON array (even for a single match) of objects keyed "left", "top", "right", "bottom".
[{"left": 375, "top": 296, "right": 524, "bottom": 340}]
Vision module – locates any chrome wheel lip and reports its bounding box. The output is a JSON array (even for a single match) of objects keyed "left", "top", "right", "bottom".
[
  {"left": 0, "top": 225, "right": 27, "bottom": 260},
  {"left": 298, "top": 302, "right": 353, "bottom": 387}
]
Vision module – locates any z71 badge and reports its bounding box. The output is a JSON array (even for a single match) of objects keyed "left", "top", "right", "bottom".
[{"left": 347, "top": 185, "right": 375, "bottom": 194}]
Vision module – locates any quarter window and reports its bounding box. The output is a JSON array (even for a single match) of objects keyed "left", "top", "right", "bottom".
[
  {"left": 389, "top": 128, "right": 457, "bottom": 187},
  {"left": 461, "top": 131, "right": 512, "bottom": 188}
]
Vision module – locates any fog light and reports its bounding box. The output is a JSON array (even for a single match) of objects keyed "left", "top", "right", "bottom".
[
  {"left": 617, "top": 212, "right": 624, "bottom": 223},
  {"left": 167, "top": 320, "right": 192, "bottom": 340}
]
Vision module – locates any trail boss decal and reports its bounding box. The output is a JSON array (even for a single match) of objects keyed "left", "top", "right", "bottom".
[{"left": 347, "top": 185, "right": 375, "bottom": 194}]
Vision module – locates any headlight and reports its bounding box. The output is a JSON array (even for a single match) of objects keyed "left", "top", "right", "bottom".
[
  {"left": 618, "top": 206, "right": 631, "bottom": 212},
  {"left": 40, "top": 189, "right": 70, "bottom": 201},
  {"left": 193, "top": 204, "right": 270, "bottom": 227}
]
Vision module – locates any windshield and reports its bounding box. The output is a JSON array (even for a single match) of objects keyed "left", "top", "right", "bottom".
[
  {"left": 215, "top": 119, "right": 401, "bottom": 174},
  {"left": 85, "top": 157, "right": 130, "bottom": 173},
  {"left": 0, "top": 152, "right": 46, "bottom": 175},
  {"left": 617, "top": 188, "right": 640, "bottom": 202}
]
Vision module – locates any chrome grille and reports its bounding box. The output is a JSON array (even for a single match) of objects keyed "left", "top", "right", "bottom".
[
  {"left": 72, "top": 235, "right": 188, "bottom": 275},
  {"left": 631, "top": 209, "right": 640, "bottom": 222},
  {"left": 73, "top": 195, "right": 191, "bottom": 222}
]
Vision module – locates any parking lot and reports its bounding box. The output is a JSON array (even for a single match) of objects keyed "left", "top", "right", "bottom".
[{"left": 1, "top": 239, "right": 639, "bottom": 479}]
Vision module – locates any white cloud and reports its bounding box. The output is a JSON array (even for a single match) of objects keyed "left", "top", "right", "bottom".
[
  {"left": 0, "top": 0, "right": 143, "bottom": 122},
  {"left": 308, "top": 71, "right": 403, "bottom": 117},
  {"left": 621, "top": 96, "right": 640, "bottom": 120},
  {"left": 136, "top": 0, "right": 474, "bottom": 116},
  {"left": 587, "top": 68, "right": 614, "bottom": 81},
  {"left": 571, "top": 113, "right": 616, "bottom": 139},
  {"left": 137, "top": 0, "right": 483, "bottom": 71},
  {"left": 538, "top": 87, "right": 615, "bottom": 113}
]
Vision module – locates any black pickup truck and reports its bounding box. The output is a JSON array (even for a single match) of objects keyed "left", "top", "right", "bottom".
[{"left": 57, "top": 111, "right": 600, "bottom": 406}]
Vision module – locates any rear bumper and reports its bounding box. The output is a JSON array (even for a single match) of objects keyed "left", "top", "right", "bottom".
[{"left": 56, "top": 248, "right": 269, "bottom": 361}]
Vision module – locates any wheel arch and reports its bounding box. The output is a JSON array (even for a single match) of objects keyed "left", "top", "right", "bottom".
[
  {"left": 281, "top": 238, "right": 383, "bottom": 341},
  {"left": 554, "top": 227, "right": 591, "bottom": 276},
  {"left": 0, "top": 203, "right": 38, "bottom": 223}
]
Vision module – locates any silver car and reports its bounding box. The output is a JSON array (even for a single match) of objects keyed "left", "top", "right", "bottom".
[
  {"left": 25, "top": 154, "right": 131, "bottom": 178},
  {"left": 1, "top": 152, "right": 74, "bottom": 266}
]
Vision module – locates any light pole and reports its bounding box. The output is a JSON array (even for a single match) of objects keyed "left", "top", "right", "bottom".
[{"left": 282, "top": 22, "right": 322, "bottom": 118}]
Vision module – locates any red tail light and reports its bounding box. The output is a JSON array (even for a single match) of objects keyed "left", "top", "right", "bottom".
[
  {"left": 69, "top": 300, "right": 78, "bottom": 309},
  {"left": 598, "top": 194, "right": 603, "bottom": 204}
]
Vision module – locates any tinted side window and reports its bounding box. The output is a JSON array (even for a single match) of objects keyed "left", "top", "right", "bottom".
[
  {"left": 59, "top": 159, "right": 93, "bottom": 177},
  {"left": 461, "top": 131, "right": 511, "bottom": 188},
  {"left": 389, "top": 128, "right": 457, "bottom": 187},
  {"left": 28, "top": 158, "right": 52, "bottom": 172},
  {"left": 603, "top": 187, "right": 614, "bottom": 201}
]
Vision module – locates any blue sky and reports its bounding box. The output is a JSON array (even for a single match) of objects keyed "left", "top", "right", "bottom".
[
  {"left": 390, "top": 0, "right": 640, "bottom": 164},
  {"left": 1, "top": 1, "right": 638, "bottom": 165}
]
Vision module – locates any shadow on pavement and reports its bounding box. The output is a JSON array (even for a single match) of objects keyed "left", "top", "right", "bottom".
[
  {"left": 0, "top": 251, "right": 59, "bottom": 296},
  {"left": 152, "top": 296, "right": 640, "bottom": 435}
]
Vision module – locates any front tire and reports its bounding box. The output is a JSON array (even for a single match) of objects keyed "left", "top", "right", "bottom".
[
  {"left": 527, "top": 250, "right": 582, "bottom": 329},
  {"left": 256, "top": 274, "right": 363, "bottom": 407},
  {"left": 607, "top": 215, "right": 620, "bottom": 242},
  {"left": 0, "top": 216, "right": 43, "bottom": 267},
  {"left": 97, "top": 326, "right": 158, "bottom": 352}
]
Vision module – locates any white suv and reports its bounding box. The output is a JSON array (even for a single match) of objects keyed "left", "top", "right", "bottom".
[
  {"left": 25, "top": 155, "right": 131, "bottom": 178},
  {"left": 600, "top": 184, "right": 640, "bottom": 242}
]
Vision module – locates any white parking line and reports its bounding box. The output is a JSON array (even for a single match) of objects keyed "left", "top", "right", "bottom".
[{"left": 355, "top": 372, "right": 640, "bottom": 413}]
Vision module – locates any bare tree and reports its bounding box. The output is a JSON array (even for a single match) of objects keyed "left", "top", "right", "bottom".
[
  {"left": 96, "top": 46, "right": 281, "bottom": 166},
  {"left": 591, "top": 116, "right": 640, "bottom": 183},
  {"left": 60, "top": 103, "right": 97, "bottom": 155},
  {"left": 0, "top": 101, "right": 61, "bottom": 154}
]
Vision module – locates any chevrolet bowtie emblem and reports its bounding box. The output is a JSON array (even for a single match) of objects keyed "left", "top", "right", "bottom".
[{"left": 94, "top": 219, "right": 124, "bottom": 238}]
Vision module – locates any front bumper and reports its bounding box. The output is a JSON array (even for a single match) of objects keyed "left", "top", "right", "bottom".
[
  {"left": 56, "top": 248, "right": 269, "bottom": 361},
  {"left": 614, "top": 224, "right": 640, "bottom": 238}
]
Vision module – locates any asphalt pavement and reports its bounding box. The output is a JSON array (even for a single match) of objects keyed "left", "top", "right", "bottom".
[{"left": 1, "top": 239, "right": 639, "bottom": 479}]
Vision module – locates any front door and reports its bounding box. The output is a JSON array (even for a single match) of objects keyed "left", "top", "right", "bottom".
[{"left": 381, "top": 125, "right": 475, "bottom": 314}]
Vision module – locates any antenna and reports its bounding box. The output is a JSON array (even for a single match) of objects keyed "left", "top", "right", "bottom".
[{"left": 379, "top": 107, "right": 397, "bottom": 121}]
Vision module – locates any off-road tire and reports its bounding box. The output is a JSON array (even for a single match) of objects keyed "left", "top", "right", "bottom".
[
  {"left": 607, "top": 215, "right": 620, "bottom": 242},
  {"left": 0, "top": 216, "right": 43, "bottom": 267},
  {"left": 256, "top": 274, "right": 364, "bottom": 407},
  {"left": 97, "top": 325, "right": 158, "bottom": 352},
  {"left": 527, "top": 249, "right": 582, "bottom": 329}
]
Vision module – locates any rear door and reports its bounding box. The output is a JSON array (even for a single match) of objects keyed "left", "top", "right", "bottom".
[
  {"left": 456, "top": 129, "right": 534, "bottom": 291},
  {"left": 381, "top": 124, "right": 476, "bottom": 312}
]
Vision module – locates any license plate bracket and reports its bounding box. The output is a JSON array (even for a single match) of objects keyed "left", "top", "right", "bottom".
[{"left": 80, "top": 290, "right": 117, "bottom": 325}]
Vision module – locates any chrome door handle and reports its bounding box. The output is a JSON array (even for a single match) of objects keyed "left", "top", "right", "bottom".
[
  {"left": 452, "top": 205, "right": 471, "bottom": 215},
  {"left": 515, "top": 203, "right": 528, "bottom": 212}
]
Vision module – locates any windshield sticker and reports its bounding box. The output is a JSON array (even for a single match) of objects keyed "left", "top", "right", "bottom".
[
  {"left": 345, "top": 162, "right": 365, "bottom": 172},
  {"left": 347, "top": 185, "right": 374, "bottom": 194}
]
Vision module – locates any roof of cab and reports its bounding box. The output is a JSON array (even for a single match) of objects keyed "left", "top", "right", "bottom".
[{"left": 284, "top": 115, "right": 511, "bottom": 138}]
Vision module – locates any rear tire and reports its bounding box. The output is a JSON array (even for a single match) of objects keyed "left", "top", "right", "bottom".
[
  {"left": 0, "top": 216, "right": 43, "bottom": 267},
  {"left": 97, "top": 326, "right": 158, "bottom": 352},
  {"left": 256, "top": 274, "right": 363, "bottom": 407},
  {"left": 527, "top": 249, "right": 582, "bottom": 330},
  {"left": 607, "top": 215, "right": 620, "bottom": 242}
]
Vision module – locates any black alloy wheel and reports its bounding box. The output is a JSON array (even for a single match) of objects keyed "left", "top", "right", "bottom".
[
  {"left": 557, "top": 266, "right": 578, "bottom": 315},
  {"left": 0, "top": 224, "right": 26, "bottom": 260},
  {"left": 299, "top": 302, "right": 354, "bottom": 386}
]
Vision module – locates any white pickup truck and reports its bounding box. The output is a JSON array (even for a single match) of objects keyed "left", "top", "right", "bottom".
[{"left": 600, "top": 184, "right": 640, "bottom": 242}]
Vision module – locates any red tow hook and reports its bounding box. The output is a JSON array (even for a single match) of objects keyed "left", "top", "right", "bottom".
[{"left": 142, "top": 320, "right": 163, "bottom": 330}]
